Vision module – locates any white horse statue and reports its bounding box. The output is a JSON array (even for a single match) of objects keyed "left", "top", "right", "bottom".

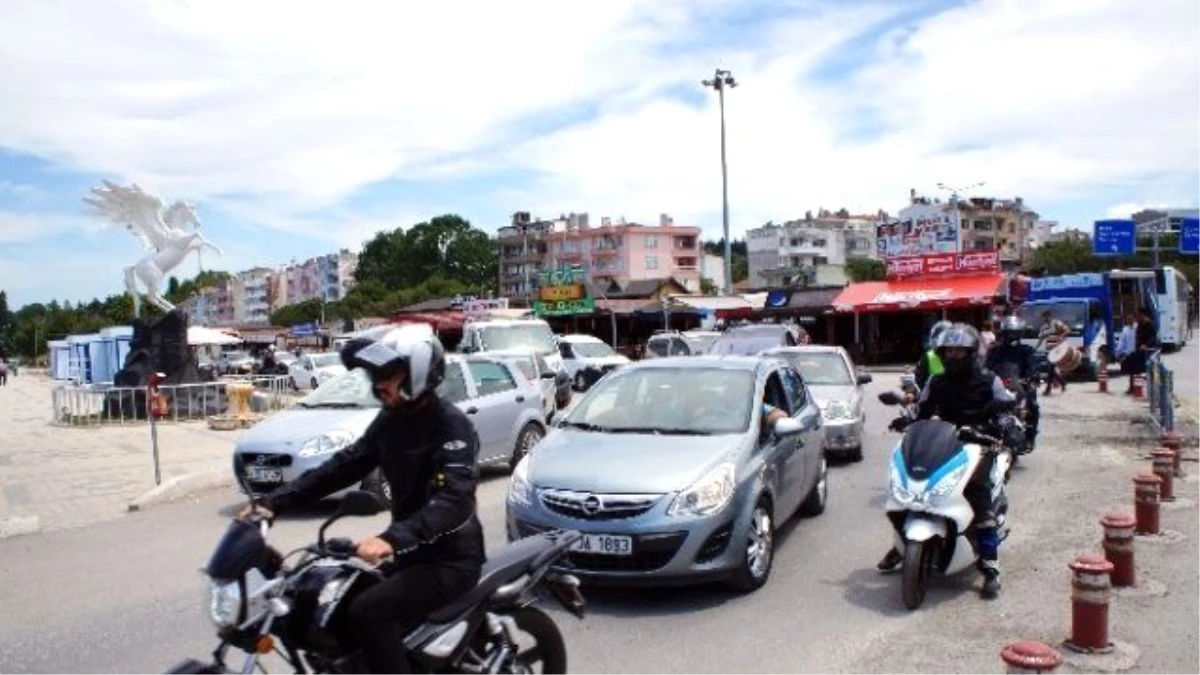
[{"left": 84, "top": 181, "right": 223, "bottom": 317}]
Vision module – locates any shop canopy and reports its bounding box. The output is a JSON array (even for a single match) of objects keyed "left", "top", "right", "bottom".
[
  {"left": 187, "top": 326, "right": 242, "bottom": 346},
  {"left": 830, "top": 274, "right": 1006, "bottom": 313}
]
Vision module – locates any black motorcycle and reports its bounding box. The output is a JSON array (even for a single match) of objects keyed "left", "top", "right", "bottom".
[
  {"left": 169, "top": 471, "right": 585, "bottom": 674},
  {"left": 991, "top": 362, "right": 1039, "bottom": 460}
]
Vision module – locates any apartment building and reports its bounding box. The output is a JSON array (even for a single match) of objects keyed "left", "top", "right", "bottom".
[
  {"left": 892, "top": 191, "right": 1040, "bottom": 264},
  {"left": 276, "top": 249, "right": 359, "bottom": 308},
  {"left": 496, "top": 212, "right": 703, "bottom": 298},
  {"left": 233, "top": 267, "right": 272, "bottom": 325},
  {"left": 747, "top": 222, "right": 849, "bottom": 288}
]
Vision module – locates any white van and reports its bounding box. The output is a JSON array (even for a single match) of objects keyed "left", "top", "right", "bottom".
[
  {"left": 556, "top": 334, "right": 630, "bottom": 390},
  {"left": 458, "top": 318, "right": 565, "bottom": 373}
]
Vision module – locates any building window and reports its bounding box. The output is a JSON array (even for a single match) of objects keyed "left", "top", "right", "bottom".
[
  {"left": 646, "top": 256, "right": 659, "bottom": 270},
  {"left": 645, "top": 235, "right": 658, "bottom": 249}
]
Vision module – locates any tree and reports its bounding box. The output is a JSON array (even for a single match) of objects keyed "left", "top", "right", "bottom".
[
  {"left": 700, "top": 278, "right": 719, "bottom": 295},
  {"left": 702, "top": 238, "right": 749, "bottom": 284},
  {"left": 846, "top": 258, "right": 887, "bottom": 282},
  {"left": 0, "top": 291, "right": 12, "bottom": 354},
  {"left": 356, "top": 214, "right": 497, "bottom": 293}
]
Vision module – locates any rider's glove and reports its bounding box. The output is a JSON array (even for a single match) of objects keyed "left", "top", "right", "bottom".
[{"left": 888, "top": 416, "right": 909, "bottom": 432}]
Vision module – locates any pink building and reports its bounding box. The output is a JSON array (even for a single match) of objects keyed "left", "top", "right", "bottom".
[{"left": 498, "top": 212, "right": 702, "bottom": 298}]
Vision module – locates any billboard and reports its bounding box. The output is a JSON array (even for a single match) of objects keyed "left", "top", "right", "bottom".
[
  {"left": 886, "top": 250, "right": 999, "bottom": 279},
  {"left": 876, "top": 203, "right": 960, "bottom": 258}
]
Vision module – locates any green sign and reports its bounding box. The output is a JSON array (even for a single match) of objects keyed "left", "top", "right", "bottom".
[
  {"left": 533, "top": 297, "right": 596, "bottom": 317},
  {"left": 539, "top": 265, "right": 587, "bottom": 287}
]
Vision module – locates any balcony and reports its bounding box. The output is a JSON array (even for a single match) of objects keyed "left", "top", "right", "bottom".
[{"left": 592, "top": 247, "right": 618, "bottom": 257}]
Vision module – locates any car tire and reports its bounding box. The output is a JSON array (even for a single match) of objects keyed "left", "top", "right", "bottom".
[
  {"left": 362, "top": 470, "right": 392, "bottom": 509},
  {"left": 798, "top": 455, "right": 828, "bottom": 516},
  {"left": 727, "top": 498, "right": 774, "bottom": 593},
  {"left": 510, "top": 422, "right": 545, "bottom": 472}
]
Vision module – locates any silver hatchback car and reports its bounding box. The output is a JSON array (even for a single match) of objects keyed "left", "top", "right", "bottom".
[
  {"left": 506, "top": 356, "right": 827, "bottom": 591},
  {"left": 761, "top": 346, "right": 872, "bottom": 462}
]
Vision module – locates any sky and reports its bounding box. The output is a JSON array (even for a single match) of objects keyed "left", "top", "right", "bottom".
[{"left": 1, "top": 0, "right": 1197, "bottom": 309}]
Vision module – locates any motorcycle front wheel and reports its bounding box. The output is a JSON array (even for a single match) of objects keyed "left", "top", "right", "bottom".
[
  {"left": 901, "top": 540, "right": 935, "bottom": 610},
  {"left": 496, "top": 607, "right": 567, "bottom": 674}
]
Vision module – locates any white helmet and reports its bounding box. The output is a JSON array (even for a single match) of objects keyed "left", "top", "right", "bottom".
[{"left": 340, "top": 323, "right": 445, "bottom": 401}]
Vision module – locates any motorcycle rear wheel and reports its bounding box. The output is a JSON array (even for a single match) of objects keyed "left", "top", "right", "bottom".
[
  {"left": 502, "top": 607, "right": 567, "bottom": 674},
  {"left": 901, "top": 540, "right": 934, "bottom": 610}
]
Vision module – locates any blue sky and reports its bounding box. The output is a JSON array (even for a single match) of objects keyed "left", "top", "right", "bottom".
[{"left": 1, "top": 0, "right": 1197, "bottom": 309}]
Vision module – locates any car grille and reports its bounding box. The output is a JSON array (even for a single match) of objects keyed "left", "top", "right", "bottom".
[
  {"left": 515, "top": 521, "right": 686, "bottom": 573},
  {"left": 539, "top": 489, "right": 662, "bottom": 521}
]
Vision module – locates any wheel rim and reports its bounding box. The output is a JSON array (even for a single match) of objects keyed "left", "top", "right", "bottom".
[
  {"left": 380, "top": 477, "right": 392, "bottom": 503},
  {"left": 746, "top": 506, "right": 773, "bottom": 579}
]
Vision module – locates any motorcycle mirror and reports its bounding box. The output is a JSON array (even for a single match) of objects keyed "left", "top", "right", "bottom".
[
  {"left": 878, "top": 391, "right": 903, "bottom": 406},
  {"left": 339, "top": 490, "right": 387, "bottom": 517}
]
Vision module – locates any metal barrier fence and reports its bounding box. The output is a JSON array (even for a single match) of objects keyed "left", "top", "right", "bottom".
[
  {"left": 1146, "top": 351, "right": 1175, "bottom": 433},
  {"left": 51, "top": 374, "right": 297, "bottom": 426}
]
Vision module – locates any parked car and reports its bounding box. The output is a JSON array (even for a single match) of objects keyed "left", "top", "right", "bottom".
[
  {"left": 643, "top": 330, "right": 721, "bottom": 359},
  {"left": 234, "top": 355, "right": 547, "bottom": 505},
  {"left": 706, "top": 324, "right": 807, "bottom": 356},
  {"left": 485, "top": 349, "right": 559, "bottom": 422},
  {"left": 761, "top": 346, "right": 871, "bottom": 462},
  {"left": 506, "top": 355, "right": 827, "bottom": 591},
  {"left": 458, "top": 318, "right": 566, "bottom": 373},
  {"left": 556, "top": 334, "right": 630, "bottom": 391},
  {"left": 217, "top": 350, "right": 256, "bottom": 375},
  {"left": 288, "top": 352, "right": 347, "bottom": 391}
]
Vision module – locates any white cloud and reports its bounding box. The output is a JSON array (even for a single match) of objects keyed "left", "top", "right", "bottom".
[
  {"left": 0, "top": 209, "right": 94, "bottom": 243},
  {"left": 0, "top": 0, "right": 1194, "bottom": 259}
]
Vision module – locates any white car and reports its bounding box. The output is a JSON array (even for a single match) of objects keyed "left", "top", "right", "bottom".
[
  {"left": 555, "top": 334, "right": 630, "bottom": 390},
  {"left": 482, "top": 349, "right": 558, "bottom": 422},
  {"left": 288, "top": 352, "right": 347, "bottom": 391}
]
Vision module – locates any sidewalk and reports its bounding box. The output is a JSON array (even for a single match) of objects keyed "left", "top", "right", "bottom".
[{"left": 0, "top": 372, "right": 239, "bottom": 536}]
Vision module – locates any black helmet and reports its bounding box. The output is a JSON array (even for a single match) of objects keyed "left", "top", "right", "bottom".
[
  {"left": 927, "top": 320, "right": 954, "bottom": 349},
  {"left": 340, "top": 324, "right": 446, "bottom": 403},
  {"left": 934, "top": 323, "right": 981, "bottom": 378},
  {"left": 998, "top": 316, "right": 1026, "bottom": 343}
]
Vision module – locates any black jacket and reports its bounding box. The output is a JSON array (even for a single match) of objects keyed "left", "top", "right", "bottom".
[
  {"left": 262, "top": 396, "right": 485, "bottom": 571},
  {"left": 917, "top": 369, "right": 1015, "bottom": 428},
  {"left": 986, "top": 342, "right": 1038, "bottom": 381}
]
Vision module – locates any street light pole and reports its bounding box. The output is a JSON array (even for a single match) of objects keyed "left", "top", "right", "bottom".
[{"left": 703, "top": 68, "right": 737, "bottom": 296}]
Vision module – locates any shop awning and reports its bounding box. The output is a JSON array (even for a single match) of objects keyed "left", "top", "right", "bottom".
[{"left": 830, "top": 274, "right": 1006, "bottom": 313}]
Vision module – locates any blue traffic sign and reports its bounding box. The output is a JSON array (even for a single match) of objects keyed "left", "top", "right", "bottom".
[
  {"left": 1093, "top": 219, "right": 1136, "bottom": 256},
  {"left": 1180, "top": 217, "right": 1199, "bottom": 256}
]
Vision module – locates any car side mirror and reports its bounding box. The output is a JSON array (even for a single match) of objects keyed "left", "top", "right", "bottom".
[
  {"left": 878, "top": 391, "right": 903, "bottom": 406},
  {"left": 540, "top": 371, "right": 557, "bottom": 380},
  {"left": 773, "top": 417, "right": 803, "bottom": 437},
  {"left": 339, "top": 490, "right": 386, "bottom": 517},
  {"left": 856, "top": 372, "right": 873, "bottom": 385}
]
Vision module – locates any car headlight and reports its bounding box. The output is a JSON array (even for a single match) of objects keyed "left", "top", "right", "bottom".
[
  {"left": 667, "top": 463, "right": 735, "bottom": 517},
  {"left": 207, "top": 578, "right": 241, "bottom": 627},
  {"left": 822, "top": 400, "right": 853, "bottom": 421},
  {"left": 508, "top": 455, "right": 533, "bottom": 507},
  {"left": 298, "top": 430, "right": 355, "bottom": 458}
]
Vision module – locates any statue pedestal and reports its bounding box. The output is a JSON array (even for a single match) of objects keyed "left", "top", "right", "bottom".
[{"left": 106, "top": 309, "right": 221, "bottom": 419}]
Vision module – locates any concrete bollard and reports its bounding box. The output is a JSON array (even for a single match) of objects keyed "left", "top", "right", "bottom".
[
  {"left": 1160, "top": 431, "right": 1184, "bottom": 477},
  {"left": 1096, "top": 366, "right": 1108, "bottom": 394},
  {"left": 1001, "top": 640, "right": 1063, "bottom": 673},
  {"left": 1132, "top": 474, "right": 1162, "bottom": 535},
  {"left": 1099, "top": 512, "right": 1137, "bottom": 587},
  {"left": 1131, "top": 373, "right": 1145, "bottom": 398},
  {"left": 1151, "top": 449, "right": 1176, "bottom": 501},
  {"left": 1066, "top": 554, "right": 1115, "bottom": 653}
]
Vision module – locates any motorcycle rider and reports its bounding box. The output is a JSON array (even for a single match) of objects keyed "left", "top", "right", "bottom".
[
  {"left": 986, "top": 316, "right": 1041, "bottom": 449},
  {"left": 912, "top": 320, "right": 953, "bottom": 390},
  {"left": 879, "top": 323, "right": 1016, "bottom": 600},
  {"left": 242, "top": 324, "right": 485, "bottom": 673}
]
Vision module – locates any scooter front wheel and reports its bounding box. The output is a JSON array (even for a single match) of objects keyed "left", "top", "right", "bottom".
[{"left": 902, "top": 540, "right": 934, "bottom": 610}]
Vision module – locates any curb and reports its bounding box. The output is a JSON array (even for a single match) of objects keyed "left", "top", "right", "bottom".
[
  {"left": 127, "top": 468, "right": 235, "bottom": 512},
  {"left": 0, "top": 516, "right": 41, "bottom": 540}
]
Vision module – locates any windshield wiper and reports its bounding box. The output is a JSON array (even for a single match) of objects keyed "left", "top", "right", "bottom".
[
  {"left": 559, "top": 421, "right": 607, "bottom": 432},
  {"left": 604, "top": 426, "right": 713, "bottom": 435},
  {"left": 296, "top": 401, "right": 361, "bottom": 409}
]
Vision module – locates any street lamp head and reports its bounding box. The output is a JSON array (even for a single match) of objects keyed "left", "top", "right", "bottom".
[
  {"left": 724, "top": 75, "right": 737, "bottom": 87},
  {"left": 702, "top": 79, "right": 714, "bottom": 87}
]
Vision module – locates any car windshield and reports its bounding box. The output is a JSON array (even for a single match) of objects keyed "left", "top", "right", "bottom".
[
  {"left": 480, "top": 325, "right": 556, "bottom": 355},
  {"left": 563, "top": 367, "right": 754, "bottom": 435},
  {"left": 506, "top": 356, "right": 537, "bottom": 380},
  {"left": 310, "top": 353, "right": 343, "bottom": 368},
  {"left": 296, "top": 368, "right": 378, "bottom": 408},
  {"left": 683, "top": 333, "right": 719, "bottom": 352},
  {"left": 1018, "top": 302, "right": 1088, "bottom": 334},
  {"left": 707, "top": 329, "right": 787, "bottom": 356},
  {"left": 570, "top": 341, "right": 617, "bottom": 358},
  {"left": 776, "top": 352, "right": 852, "bottom": 385}
]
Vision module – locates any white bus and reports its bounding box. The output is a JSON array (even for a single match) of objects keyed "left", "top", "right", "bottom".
[{"left": 1112, "top": 266, "right": 1192, "bottom": 351}]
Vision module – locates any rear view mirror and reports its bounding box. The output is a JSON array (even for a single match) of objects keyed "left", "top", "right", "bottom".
[
  {"left": 339, "top": 490, "right": 386, "bottom": 517},
  {"left": 878, "top": 391, "right": 903, "bottom": 406}
]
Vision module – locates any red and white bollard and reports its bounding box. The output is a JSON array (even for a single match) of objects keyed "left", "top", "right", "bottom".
[
  {"left": 1132, "top": 473, "right": 1162, "bottom": 535},
  {"left": 1131, "top": 373, "right": 1145, "bottom": 398},
  {"left": 1160, "top": 431, "right": 1184, "bottom": 477},
  {"left": 1066, "top": 554, "right": 1115, "bottom": 653},
  {"left": 1001, "top": 640, "right": 1063, "bottom": 673},
  {"left": 1096, "top": 366, "right": 1108, "bottom": 393},
  {"left": 1151, "top": 449, "right": 1176, "bottom": 502},
  {"left": 1099, "top": 512, "right": 1137, "bottom": 587}
]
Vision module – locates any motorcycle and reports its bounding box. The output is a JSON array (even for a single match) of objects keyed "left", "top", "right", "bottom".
[
  {"left": 877, "top": 391, "right": 1012, "bottom": 610},
  {"left": 990, "top": 362, "right": 1039, "bottom": 460},
  {"left": 168, "top": 463, "right": 586, "bottom": 674}
]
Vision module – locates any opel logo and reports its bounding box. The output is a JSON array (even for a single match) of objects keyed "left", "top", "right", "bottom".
[{"left": 581, "top": 495, "right": 602, "bottom": 515}]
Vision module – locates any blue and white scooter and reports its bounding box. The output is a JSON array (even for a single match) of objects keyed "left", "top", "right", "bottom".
[{"left": 878, "top": 391, "right": 1012, "bottom": 609}]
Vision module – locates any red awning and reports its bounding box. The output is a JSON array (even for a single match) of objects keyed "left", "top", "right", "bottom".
[
  {"left": 830, "top": 274, "right": 1006, "bottom": 313},
  {"left": 391, "top": 311, "right": 467, "bottom": 332}
]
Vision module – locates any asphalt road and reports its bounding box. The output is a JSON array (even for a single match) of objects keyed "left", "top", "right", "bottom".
[{"left": 0, "top": 375, "right": 911, "bottom": 674}]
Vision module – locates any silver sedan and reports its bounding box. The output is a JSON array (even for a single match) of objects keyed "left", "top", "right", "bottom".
[{"left": 761, "top": 346, "right": 872, "bottom": 462}]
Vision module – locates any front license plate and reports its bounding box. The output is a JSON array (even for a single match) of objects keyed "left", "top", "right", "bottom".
[
  {"left": 248, "top": 467, "right": 284, "bottom": 483},
  {"left": 569, "top": 534, "right": 633, "bottom": 556}
]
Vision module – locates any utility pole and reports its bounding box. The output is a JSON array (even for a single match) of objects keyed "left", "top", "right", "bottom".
[{"left": 703, "top": 68, "right": 737, "bottom": 295}]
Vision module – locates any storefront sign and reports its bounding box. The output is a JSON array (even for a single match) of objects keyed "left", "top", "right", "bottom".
[
  {"left": 886, "top": 250, "right": 999, "bottom": 279},
  {"left": 462, "top": 298, "right": 509, "bottom": 316},
  {"left": 533, "top": 297, "right": 596, "bottom": 316},
  {"left": 540, "top": 284, "right": 585, "bottom": 302},
  {"left": 870, "top": 289, "right": 952, "bottom": 305},
  {"left": 876, "top": 203, "right": 960, "bottom": 258},
  {"left": 1029, "top": 273, "right": 1105, "bottom": 292},
  {"left": 539, "top": 265, "right": 587, "bottom": 286}
]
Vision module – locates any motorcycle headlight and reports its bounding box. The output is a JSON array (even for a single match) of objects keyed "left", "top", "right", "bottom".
[
  {"left": 207, "top": 578, "right": 242, "bottom": 628},
  {"left": 822, "top": 400, "right": 853, "bottom": 421},
  {"left": 298, "top": 430, "right": 355, "bottom": 458},
  {"left": 508, "top": 456, "right": 533, "bottom": 507},
  {"left": 667, "top": 463, "right": 735, "bottom": 517},
  {"left": 926, "top": 464, "right": 969, "bottom": 504},
  {"left": 890, "top": 466, "right": 917, "bottom": 505}
]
